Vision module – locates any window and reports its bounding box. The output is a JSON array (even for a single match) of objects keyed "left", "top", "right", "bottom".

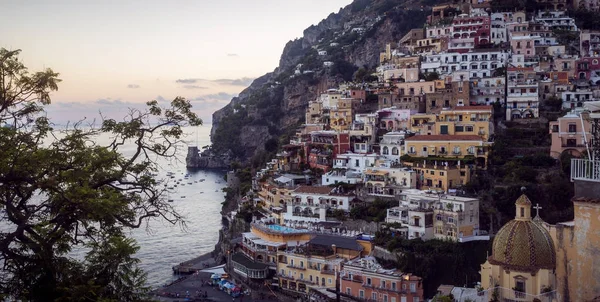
[
  {"left": 392, "top": 282, "right": 397, "bottom": 290},
  {"left": 281, "top": 269, "right": 285, "bottom": 275},
  {"left": 423, "top": 147, "right": 428, "bottom": 152},
  {"left": 300, "top": 273, "right": 304, "bottom": 280},
  {"left": 448, "top": 216, "right": 454, "bottom": 223},
  {"left": 515, "top": 280, "right": 526, "bottom": 293},
  {"left": 436, "top": 214, "right": 442, "bottom": 221},
  {"left": 410, "top": 283, "right": 417, "bottom": 293},
  {"left": 383, "top": 146, "right": 389, "bottom": 155},
  {"left": 328, "top": 278, "right": 332, "bottom": 284},
  {"left": 384, "top": 295, "right": 388, "bottom": 302},
  {"left": 568, "top": 124, "right": 577, "bottom": 133},
  {"left": 521, "top": 207, "right": 524, "bottom": 217},
  {"left": 355, "top": 159, "right": 360, "bottom": 167},
  {"left": 290, "top": 259, "right": 294, "bottom": 266},
  {"left": 372, "top": 292, "right": 378, "bottom": 301},
  {"left": 359, "top": 290, "right": 365, "bottom": 298},
  {"left": 440, "top": 125, "right": 449, "bottom": 134},
  {"left": 439, "top": 171, "right": 445, "bottom": 176},
  {"left": 367, "top": 278, "right": 372, "bottom": 285},
  {"left": 455, "top": 126, "right": 464, "bottom": 132},
  {"left": 392, "top": 147, "right": 399, "bottom": 155},
  {"left": 300, "top": 261, "right": 304, "bottom": 268},
  {"left": 466, "top": 126, "right": 473, "bottom": 132},
  {"left": 413, "top": 298, "right": 420, "bottom": 302},
  {"left": 346, "top": 288, "right": 351, "bottom": 295},
  {"left": 458, "top": 86, "right": 463, "bottom": 92}
]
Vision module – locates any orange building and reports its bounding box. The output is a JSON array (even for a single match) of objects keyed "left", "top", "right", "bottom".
[{"left": 341, "top": 257, "right": 424, "bottom": 302}]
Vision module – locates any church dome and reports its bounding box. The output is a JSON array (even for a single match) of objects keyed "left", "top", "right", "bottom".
[{"left": 490, "top": 193, "right": 556, "bottom": 271}]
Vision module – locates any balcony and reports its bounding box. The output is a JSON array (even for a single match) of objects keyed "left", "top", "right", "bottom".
[
  {"left": 287, "top": 264, "right": 306, "bottom": 270},
  {"left": 571, "top": 158, "right": 600, "bottom": 183}
]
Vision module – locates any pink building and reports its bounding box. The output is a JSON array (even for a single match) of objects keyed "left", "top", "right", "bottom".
[
  {"left": 511, "top": 35, "right": 536, "bottom": 57},
  {"left": 340, "top": 257, "right": 424, "bottom": 302},
  {"left": 576, "top": 57, "right": 600, "bottom": 82},
  {"left": 549, "top": 111, "right": 592, "bottom": 158},
  {"left": 451, "top": 13, "right": 491, "bottom": 52}
]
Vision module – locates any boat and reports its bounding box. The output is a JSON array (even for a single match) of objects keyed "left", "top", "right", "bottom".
[
  {"left": 168, "top": 199, "right": 174, "bottom": 203},
  {"left": 181, "top": 196, "right": 186, "bottom": 198},
  {"left": 188, "top": 182, "right": 192, "bottom": 185}
]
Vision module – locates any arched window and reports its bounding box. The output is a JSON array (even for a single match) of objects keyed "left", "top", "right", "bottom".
[
  {"left": 383, "top": 146, "right": 389, "bottom": 155},
  {"left": 392, "top": 147, "right": 399, "bottom": 155}
]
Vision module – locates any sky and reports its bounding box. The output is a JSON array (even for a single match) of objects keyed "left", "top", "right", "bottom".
[{"left": 0, "top": 0, "right": 352, "bottom": 125}]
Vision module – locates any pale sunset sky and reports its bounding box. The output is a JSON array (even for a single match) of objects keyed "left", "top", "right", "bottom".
[{"left": 1, "top": 0, "right": 351, "bottom": 124}]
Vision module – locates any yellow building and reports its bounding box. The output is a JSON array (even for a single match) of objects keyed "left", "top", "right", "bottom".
[
  {"left": 410, "top": 113, "right": 437, "bottom": 135},
  {"left": 258, "top": 182, "right": 295, "bottom": 209},
  {"left": 435, "top": 106, "right": 494, "bottom": 141},
  {"left": 480, "top": 192, "right": 557, "bottom": 301},
  {"left": 277, "top": 234, "right": 370, "bottom": 293},
  {"left": 305, "top": 100, "right": 323, "bottom": 124},
  {"left": 405, "top": 161, "right": 473, "bottom": 191},
  {"left": 404, "top": 135, "right": 490, "bottom": 168},
  {"left": 330, "top": 98, "right": 359, "bottom": 131}
]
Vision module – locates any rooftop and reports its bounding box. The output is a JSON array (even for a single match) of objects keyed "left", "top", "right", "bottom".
[
  {"left": 445, "top": 105, "right": 493, "bottom": 112},
  {"left": 309, "top": 234, "right": 364, "bottom": 251},
  {"left": 405, "top": 135, "right": 483, "bottom": 142},
  {"left": 294, "top": 186, "right": 334, "bottom": 195}
]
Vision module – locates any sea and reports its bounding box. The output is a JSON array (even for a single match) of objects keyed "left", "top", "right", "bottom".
[{"left": 1, "top": 125, "right": 225, "bottom": 288}]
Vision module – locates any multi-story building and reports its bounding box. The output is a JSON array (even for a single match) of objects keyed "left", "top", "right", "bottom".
[
  {"left": 510, "top": 35, "right": 537, "bottom": 57},
  {"left": 451, "top": 11, "right": 491, "bottom": 51},
  {"left": 580, "top": 30, "right": 600, "bottom": 57},
  {"left": 549, "top": 110, "right": 592, "bottom": 158},
  {"left": 426, "top": 24, "right": 453, "bottom": 39},
  {"left": 574, "top": 0, "right": 600, "bottom": 11},
  {"left": 235, "top": 223, "right": 315, "bottom": 281},
  {"left": 330, "top": 98, "right": 360, "bottom": 131},
  {"left": 470, "top": 76, "right": 504, "bottom": 105},
  {"left": 436, "top": 106, "right": 494, "bottom": 141},
  {"left": 534, "top": 0, "right": 568, "bottom": 10},
  {"left": 404, "top": 135, "right": 490, "bottom": 168},
  {"left": 277, "top": 234, "right": 371, "bottom": 293},
  {"left": 490, "top": 13, "right": 508, "bottom": 44},
  {"left": 380, "top": 131, "right": 412, "bottom": 161},
  {"left": 276, "top": 144, "right": 304, "bottom": 172},
  {"left": 363, "top": 166, "right": 417, "bottom": 197},
  {"left": 576, "top": 56, "right": 600, "bottom": 82},
  {"left": 340, "top": 257, "right": 424, "bottom": 302},
  {"left": 407, "top": 161, "right": 474, "bottom": 192},
  {"left": 561, "top": 89, "right": 600, "bottom": 109},
  {"left": 506, "top": 67, "right": 539, "bottom": 120},
  {"left": 306, "top": 131, "right": 351, "bottom": 172},
  {"left": 377, "top": 108, "right": 412, "bottom": 131},
  {"left": 386, "top": 190, "right": 483, "bottom": 242},
  {"left": 350, "top": 113, "right": 377, "bottom": 154},
  {"left": 386, "top": 205, "right": 434, "bottom": 240},
  {"left": 420, "top": 50, "right": 508, "bottom": 80},
  {"left": 534, "top": 11, "right": 577, "bottom": 32},
  {"left": 413, "top": 37, "right": 447, "bottom": 55},
  {"left": 399, "top": 28, "right": 426, "bottom": 51},
  {"left": 284, "top": 186, "right": 355, "bottom": 224},
  {"left": 332, "top": 153, "right": 378, "bottom": 174},
  {"left": 538, "top": 72, "right": 571, "bottom": 105}
]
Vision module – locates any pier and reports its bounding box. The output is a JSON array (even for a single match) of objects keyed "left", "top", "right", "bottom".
[{"left": 172, "top": 252, "right": 216, "bottom": 274}]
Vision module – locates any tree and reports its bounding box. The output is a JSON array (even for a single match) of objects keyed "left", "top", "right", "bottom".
[{"left": 0, "top": 49, "right": 202, "bottom": 300}]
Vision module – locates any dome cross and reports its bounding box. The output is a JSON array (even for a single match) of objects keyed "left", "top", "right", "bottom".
[{"left": 533, "top": 203, "right": 542, "bottom": 217}]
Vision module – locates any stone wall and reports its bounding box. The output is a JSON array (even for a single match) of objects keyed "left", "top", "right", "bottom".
[{"left": 339, "top": 219, "right": 381, "bottom": 235}]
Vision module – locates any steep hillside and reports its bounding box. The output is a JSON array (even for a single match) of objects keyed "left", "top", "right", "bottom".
[{"left": 209, "top": 0, "right": 440, "bottom": 168}]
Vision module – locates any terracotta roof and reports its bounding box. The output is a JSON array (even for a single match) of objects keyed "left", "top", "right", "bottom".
[
  {"left": 405, "top": 135, "right": 483, "bottom": 141},
  {"left": 449, "top": 105, "right": 493, "bottom": 111},
  {"left": 293, "top": 186, "right": 333, "bottom": 195}
]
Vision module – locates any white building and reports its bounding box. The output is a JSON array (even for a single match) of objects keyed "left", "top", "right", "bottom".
[
  {"left": 470, "top": 76, "right": 505, "bottom": 105},
  {"left": 322, "top": 169, "right": 363, "bottom": 186},
  {"left": 561, "top": 89, "right": 600, "bottom": 109},
  {"left": 386, "top": 190, "right": 484, "bottom": 242},
  {"left": 420, "top": 50, "right": 508, "bottom": 80},
  {"left": 284, "top": 186, "right": 355, "bottom": 224},
  {"left": 333, "top": 153, "right": 378, "bottom": 173},
  {"left": 507, "top": 81, "right": 539, "bottom": 120},
  {"left": 490, "top": 13, "right": 508, "bottom": 44},
  {"left": 380, "top": 131, "right": 411, "bottom": 161},
  {"left": 534, "top": 11, "right": 578, "bottom": 32}
]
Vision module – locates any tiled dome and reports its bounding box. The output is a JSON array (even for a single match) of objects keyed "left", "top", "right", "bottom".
[{"left": 489, "top": 194, "right": 556, "bottom": 271}]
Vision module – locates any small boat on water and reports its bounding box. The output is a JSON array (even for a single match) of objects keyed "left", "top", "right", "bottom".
[
  {"left": 188, "top": 182, "right": 192, "bottom": 185},
  {"left": 168, "top": 199, "right": 174, "bottom": 203},
  {"left": 181, "top": 196, "right": 186, "bottom": 198}
]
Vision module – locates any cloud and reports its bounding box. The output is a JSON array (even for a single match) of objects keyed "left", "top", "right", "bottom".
[
  {"left": 227, "top": 53, "right": 239, "bottom": 57},
  {"left": 183, "top": 85, "right": 208, "bottom": 90},
  {"left": 175, "top": 78, "right": 200, "bottom": 84},
  {"left": 192, "top": 92, "right": 237, "bottom": 102},
  {"left": 175, "top": 77, "right": 255, "bottom": 87},
  {"left": 213, "top": 77, "right": 254, "bottom": 86},
  {"left": 127, "top": 84, "right": 140, "bottom": 89},
  {"left": 95, "top": 98, "right": 124, "bottom": 105}
]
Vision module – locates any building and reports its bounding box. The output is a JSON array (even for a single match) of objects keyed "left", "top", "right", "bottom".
[
  {"left": 420, "top": 50, "right": 508, "bottom": 79},
  {"left": 507, "top": 67, "right": 539, "bottom": 121},
  {"left": 480, "top": 193, "right": 558, "bottom": 301},
  {"left": 404, "top": 135, "right": 490, "bottom": 168},
  {"left": 350, "top": 113, "right": 377, "bottom": 154},
  {"left": 380, "top": 131, "right": 412, "bottom": 161},
  {"left": 534, "top": 11, "right": 577, "bottom": 32},
  {"left": 549, "top": 110, "right": 592, "bottom": 158},
  {"left": 470, "top": 77, "right": 505, "bottom": 105},
  {"left": 284, "top": 186, "right": 355, "bottom": 224},
  {"left": 451, "top": 12, "right": 491, "bottom": 52},
  {"left": 363, "top": 166, "right": 417, "bottom": 197},
  {"left": 580, "top": 30, "right": 600, "bottom": 57},
  {"left": 574, "top": 0, "right": 600, "bottom": 11},
  {"left": 277, "top": 234, "right": 369, "bottom": 293},
  {"left": 330, "top": 98, "right": 360, "bottom": 131},
  {"left": 377, "top": 108, "right": 412, "bottom": 132},
  {"left": 340, "top": 257, "right": 424, "bottom": 302},
  {"left": 407, "top": 161, "right": 473, "bottom": 192},
  {"left": 561, "top": 89, "right": 599, "bottom": 109},
  {"left": 386, "top": 190, "right": 483, "bottom": 242},
  {"left": 306, "top": 131, "right": 351, "bottom": 172},
  {"left": 436, "top": 106, "right": 494, "bottom": 141}
]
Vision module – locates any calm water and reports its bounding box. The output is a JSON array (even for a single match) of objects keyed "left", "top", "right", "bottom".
[{"left": 1, "top": 125, "right": 225, "bottom": 288}]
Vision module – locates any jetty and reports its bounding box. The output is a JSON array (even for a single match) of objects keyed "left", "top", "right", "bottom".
[{"left": 172, "top": 252, "right": 215, "bottom": 274}]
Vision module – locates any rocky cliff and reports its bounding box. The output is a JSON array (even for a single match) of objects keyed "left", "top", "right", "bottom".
[{"left": 208, "top": 0, "right": 440, "bottom": 168}]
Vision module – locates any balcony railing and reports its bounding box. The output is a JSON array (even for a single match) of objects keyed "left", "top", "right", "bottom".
[{"left": 571, "top": 158, "right": 600, "bottom": 183}]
